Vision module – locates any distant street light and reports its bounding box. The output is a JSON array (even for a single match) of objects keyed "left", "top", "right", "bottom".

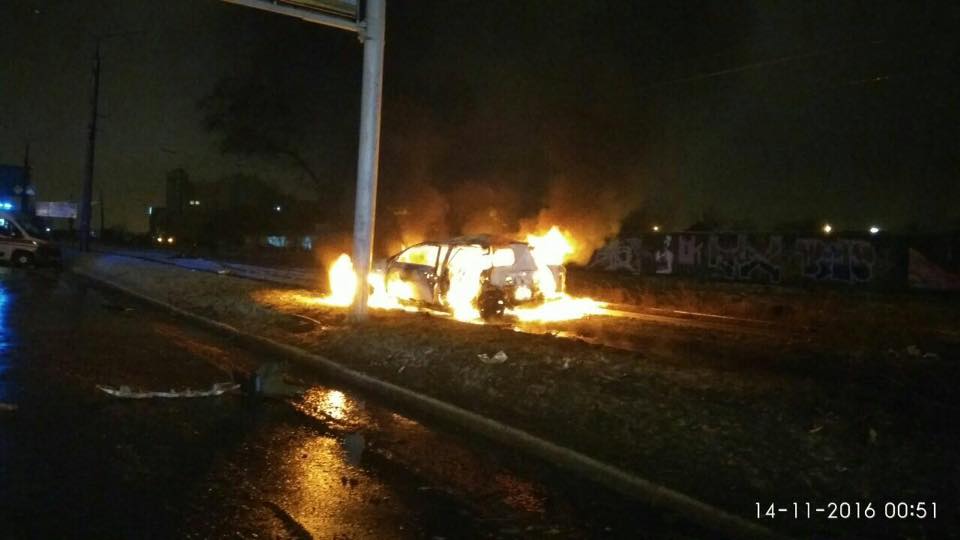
[
  {"left": 869, "top": 226, "right": 880, "bottom": 234},
  {"left": 823, "top": 223, "right": 833, "bottom": 234},
  {"left": 652, "top": 225, "right": 660, "bottom": 232},
  {"left": 274, "top": 205, "right": 282, "bottom": 212}
]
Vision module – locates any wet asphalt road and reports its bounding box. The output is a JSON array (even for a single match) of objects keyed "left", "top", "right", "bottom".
[{"left": 0, "top": 267, "right": 699, "bottom": 539}]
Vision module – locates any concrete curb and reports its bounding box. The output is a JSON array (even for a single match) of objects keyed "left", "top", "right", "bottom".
[{"left": 74, "top": 265, "right": 786, "bottom": 540}]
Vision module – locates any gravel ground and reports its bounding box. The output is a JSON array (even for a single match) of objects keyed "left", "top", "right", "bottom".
[{"left": 73, "top": 253, "right": 960, "bottom": 539}]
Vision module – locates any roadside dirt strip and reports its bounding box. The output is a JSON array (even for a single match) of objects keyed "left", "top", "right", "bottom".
[{"left": 71, "top": 252, "right": 959, "bottom": 540}]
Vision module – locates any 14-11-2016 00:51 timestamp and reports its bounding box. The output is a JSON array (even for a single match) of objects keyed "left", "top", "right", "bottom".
[{"left": 756, "top": 502, "right": 937, "bottom": 520}]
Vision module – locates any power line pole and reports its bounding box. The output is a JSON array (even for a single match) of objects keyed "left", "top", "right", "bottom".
[
  {"left": 221, "top": 1, "right": 386, "bottom": 321},
  {"left": 79, "top": 40, "right": 101, "bottom": 251},
  {"left": 22, "top": 142, "right": 32, "bottom": 213},
  {"left": 99, "top": 188, "right": 105, "bottom": 238},
  {"left": 350, "top": 0, "right": 385, "bottom": 321}
]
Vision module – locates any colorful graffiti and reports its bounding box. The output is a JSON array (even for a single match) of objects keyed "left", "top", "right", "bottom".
[
  {"left": 707, "top": 234, "right": 783, "bottom": 283},
  {"left": 794, "top": 238, "right": 876, "bottom": 283},
  {"left": 676, "top": 234, "right": 703, "bottom": 266},
  {"left": 587, "top": 237, "right": 644, "bottom": 273},
  {"left": 588, "top": 232, "right": 913, "bottom": 288},
  {"left": 655, "top": 235, "right": 674, "bottom": 274}
]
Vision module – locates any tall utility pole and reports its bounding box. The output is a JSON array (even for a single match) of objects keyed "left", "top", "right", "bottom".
[
  {"left": 221, "top": 0, "right": 386, "bottom": 321},
  {"left": 22, "top": 142, "right": 32, "bottom": 213},
  {"left": 79, "top": 41, "right": 101, "bottom": 252},
  {"left": 350, "top": 0, "right": 385, "bottom": 320},
  {"left": 99, "top": 189, "right": 105, "bottom": 238}
]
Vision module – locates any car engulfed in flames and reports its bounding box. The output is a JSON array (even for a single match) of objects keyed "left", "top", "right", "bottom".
[
  {"left": 380, "top": 233, "right": 566, "bottom": 320},
  {"left": 319, "top": 226, "right": 602, "bottom": 323}
]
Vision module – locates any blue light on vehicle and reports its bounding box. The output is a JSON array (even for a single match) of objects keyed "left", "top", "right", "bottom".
[{"left": 0, "top": 202, "right": 14, "bottom": 211}]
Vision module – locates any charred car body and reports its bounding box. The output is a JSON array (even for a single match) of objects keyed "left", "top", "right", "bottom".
[{"left": 381, "top": 235, "right": 565, "bottom": 319}]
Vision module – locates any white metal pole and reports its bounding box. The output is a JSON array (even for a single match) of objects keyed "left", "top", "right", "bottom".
[{"left": 351, "top": 0, "right": 385, "bottom": 320}]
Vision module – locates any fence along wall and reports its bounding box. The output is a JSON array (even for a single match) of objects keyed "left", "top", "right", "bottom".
[{"left": 587, "top": 233, "right": 911, "bottom": 289}]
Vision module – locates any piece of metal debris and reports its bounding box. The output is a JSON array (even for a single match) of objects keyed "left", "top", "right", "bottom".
[
  {"left": 97, "top": 382, "right": 239, "bottom": 399},
  {"left": 479, "top": 350, "right": 508, "bottom": 364},
  {"left": 101, "top": 302, "right": 134, "bottom": 312},
  {"left": 254, "top": 362, "right": 307, "bottom": 397}
]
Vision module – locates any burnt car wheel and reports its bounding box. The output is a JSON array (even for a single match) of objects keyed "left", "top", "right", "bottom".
[{"left": 478, "top": 289, "right": 506, "bottom": 320}]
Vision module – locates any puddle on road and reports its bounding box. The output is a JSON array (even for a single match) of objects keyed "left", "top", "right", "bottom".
[
  {"left": 185, "top": 379, "right": 557, "bottom": 538},
  {"left": 295, "top": 387, "right": 365, "bottom": 427},
  {"left": 286, "top": 382, "right": 549, "bottom": 519},
  {"left": 271, "top": 433, "right": 404, "bottom": 537}
]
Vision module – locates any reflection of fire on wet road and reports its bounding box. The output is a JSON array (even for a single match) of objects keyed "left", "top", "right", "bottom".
[
  {"left": 295, "top": 388, "right": 364, "bottom": 426},
  {"left": 285, "top": 383, "right": 551, "bottom": 527}
]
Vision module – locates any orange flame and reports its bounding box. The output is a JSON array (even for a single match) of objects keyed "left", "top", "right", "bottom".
[{"left": 313, "top": 225, "right": 602, "bottom": 323}]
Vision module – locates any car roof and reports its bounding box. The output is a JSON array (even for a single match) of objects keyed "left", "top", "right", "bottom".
[{"left": 443, "top": 234, "right": 526, "bottom": 248}]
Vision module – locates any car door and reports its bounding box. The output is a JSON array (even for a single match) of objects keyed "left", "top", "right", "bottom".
[
  {"left": 0, "top": 217, "right": 20, "bottom": 262},
  {"left": 385, "top": 243, "right": 441, "bottom": 304}
]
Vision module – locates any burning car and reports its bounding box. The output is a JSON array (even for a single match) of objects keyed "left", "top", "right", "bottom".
[{"left": 380, "top": 234, "right": 566, "bottom": 320}]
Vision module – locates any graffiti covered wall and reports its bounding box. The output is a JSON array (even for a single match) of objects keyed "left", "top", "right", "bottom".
[{"left": 588, "top": 233, "right": 909, "bottom": 288}]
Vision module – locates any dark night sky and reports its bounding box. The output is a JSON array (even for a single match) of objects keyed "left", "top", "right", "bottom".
[{"left": 2, "top": 1, "right": 959, "bottom": 243}]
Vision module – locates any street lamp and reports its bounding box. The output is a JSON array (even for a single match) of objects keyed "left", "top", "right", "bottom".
[
  {"left": 652, "top": 225, "right": 660, "bottom": 232},
  {"left": 822, "top": 223, "right": 833, "bottom": 234},
  {"left": 869, "top": 226, "right": 880, "bottom": 235}
]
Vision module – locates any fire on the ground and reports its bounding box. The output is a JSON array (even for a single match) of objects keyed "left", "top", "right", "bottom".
[{"left": 316, "top": 226, "right": 602, "bottom": 322}]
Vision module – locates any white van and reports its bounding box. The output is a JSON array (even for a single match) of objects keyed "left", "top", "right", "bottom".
[{"left": 0, "top": 211, "right": 60, "bottom": 266}]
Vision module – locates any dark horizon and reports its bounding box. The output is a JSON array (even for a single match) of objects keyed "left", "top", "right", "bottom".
[{"left": 2, "top": 0, "right": 959, "bottom": 240}]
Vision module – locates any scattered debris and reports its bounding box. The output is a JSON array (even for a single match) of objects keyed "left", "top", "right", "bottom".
[
  {"left": 808, "top": 425, "right": 823, "bottom": 434},
  {"left": 290, "top": 313, "right": 326, "bottom": 328},
  {"left": 561, "top": 357, "right": 573, "bottom": 370},
  {"left": 97, "top": 382, "right": 238, "bottom": 399},
  {"left": 478, "top": 350, "right": 508, "bottom": 364},
  {"left": 529, "top": 384, "right": 548, "bottom": 397},
  {"left": 869, "top": 427, "right": 878, "bottom": 445},
  {"left": 101, "top": 302, "right": 134, "bottom": 312},
  {"left": 888, "top": 346, "right": 941, "bottom": 361},
  {"left": 0, "top": 402, "right": 17, "bottom": 412},
  {"left": 251, "top": 362, "right": 307, "bottom": 398}
]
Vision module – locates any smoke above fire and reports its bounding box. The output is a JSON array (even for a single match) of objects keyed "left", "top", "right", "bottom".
[
  {"left": 367, "top": 52, "right": 647, "bottom": 262},
  {"left": 376, "top": 175, "right": 638, "bottom": 264}
]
